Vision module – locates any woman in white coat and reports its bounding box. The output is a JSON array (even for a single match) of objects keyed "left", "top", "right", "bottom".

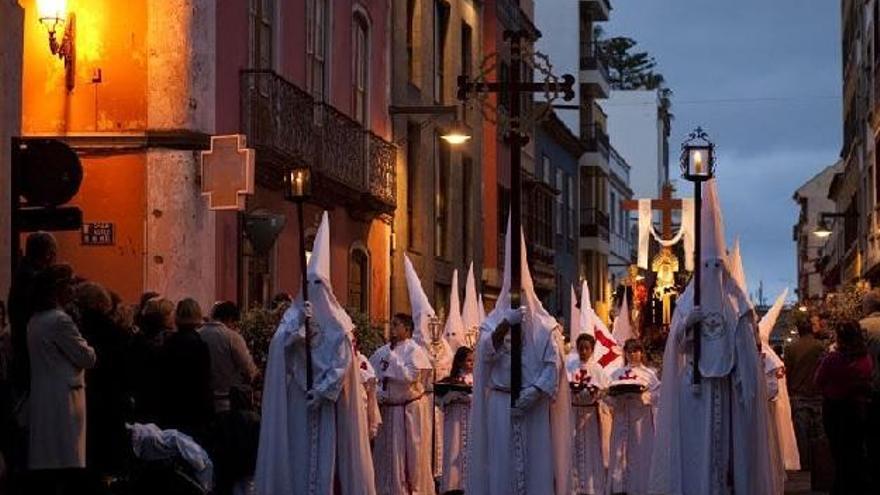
[
  {"left": 607, "top": 339, "right": 659, "bottom": 495},
  {"left": 27, "top": 265, "right": 96, "bottom": 491}
]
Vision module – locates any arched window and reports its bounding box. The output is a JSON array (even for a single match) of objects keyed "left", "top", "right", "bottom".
[
  {"left": 348, "top": 246, "right": 369, "bottom": 314},
  {"left": 352, "top": 12, "right": 369, "bottom": 125}
]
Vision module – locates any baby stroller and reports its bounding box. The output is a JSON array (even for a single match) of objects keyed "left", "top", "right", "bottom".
[{"left": 122, "top": 423, "right": 213, "bottom": 495}]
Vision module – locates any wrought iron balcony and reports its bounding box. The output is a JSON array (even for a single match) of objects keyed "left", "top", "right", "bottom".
[
  {"left": 240, "top": 69, "right": 396, "bottom": 215},
  {"left": 580, "top": 207, "right": 610, "bottom": 240}
]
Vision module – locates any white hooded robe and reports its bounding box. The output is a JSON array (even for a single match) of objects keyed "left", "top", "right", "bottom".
[
  {"left": 467, "top": 221, "right": 572, "bottom": 495},
  {"left": 649, "top": 181, "right": 776, "bottom": 495},
  {"left": 255, "top": 211, "right": 376, "bottom": 495}
]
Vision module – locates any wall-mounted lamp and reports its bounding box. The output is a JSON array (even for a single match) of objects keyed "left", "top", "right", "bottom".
[
  {"left": 388, "top": 105, "right": 472, "bottom": 146},
  {"left": 37, "top": 0, "right": 76, "bottom": 92}
]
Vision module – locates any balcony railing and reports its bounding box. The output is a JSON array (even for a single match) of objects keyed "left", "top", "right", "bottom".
[
  {"left": 580, "top": 207, "right": 610, "bottom": 240},
  {"left": 579, "top": 45, "right": 610, "bottom": 80},
  {"left": 241, "top": 69, "right": 397, "bottom": 213},
  {"left": 583, "top": 123, "right": 610, "bottom": 159}
]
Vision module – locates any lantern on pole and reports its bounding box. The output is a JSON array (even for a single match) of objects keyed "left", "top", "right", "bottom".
[{"left": 679, "top": 127, "right": 716, "bottom": 386}]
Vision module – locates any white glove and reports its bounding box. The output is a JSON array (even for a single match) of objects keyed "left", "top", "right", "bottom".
[
  {"left": 684, "top": 306, "right": 704, "bottom": 329},
  {"left": 504, "top": 306, "right": 526, "bottom": 326},
  {"left": 512, "top": 386, "right": 543, "bottom": 416},
  {"left": 303, "top": 301, "right": 314, "bottom": 319}
]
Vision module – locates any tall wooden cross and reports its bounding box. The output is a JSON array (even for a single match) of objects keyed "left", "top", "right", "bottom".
[
  {"left": 457, "top": 30, "right": 574, "bottom": 404},
  {"left": 621, "top": 182, "right": 683, "bottom": 241}
]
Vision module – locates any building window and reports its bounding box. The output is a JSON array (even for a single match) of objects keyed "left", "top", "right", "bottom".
[
  {"left": 407, "top": 0, "right": 421, "bottom": 84},
  {"left": 568, "top": 175, "right": 576, "bottom": 240},
  {"left": 542, "top": 154, "right": 551, "bottom": 182},
  {"left": 461, "top": 21, "right": 473, "bottom": 119},
  {"left": 306, "top": 0, "right": 329, "bottom": 101},
  {"left": 556, "top": 169, "right": 564, "bottom": 236},
  {"left": 434, "top": 1, "right": 450, "bottom": 102},
  {"left": 250, "top": 0, "right": 275, "bottom": 70},
  {"left": 352, "top": 14, "right": 369, "bottom": 125},
  {"left": 610, "top": 191, "right": 617, "bottom": 235},
  {"left": 435, "top": 134, "right": 450, "bottom": 259},
  {"left": 349, "top": 247, "right": 369, "bottom": 314},
  {"left": 407, "top": 123, "right": 421, "bottom": 250},
  {"left": 462, "top": 155, "right": 472, "bottom": 260}
]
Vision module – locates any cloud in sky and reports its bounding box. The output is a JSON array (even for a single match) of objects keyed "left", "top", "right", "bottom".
[{"left": 536, "top": 0, "right": 842, "bottom": 303}]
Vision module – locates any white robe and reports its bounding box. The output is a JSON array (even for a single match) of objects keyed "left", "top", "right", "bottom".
[
  {"left": 255, "top": 304, "right": 376, "bottom": 495},
  {"left": 607, "top": 364, "right": 659, "bottom": 495},
  {"left": 567, "top": 358, "right": 611, "bottom": 495},
  {"left": 370, "top": 339, "right": 435, "bottom": 495},
  {"left": 469, "top": 328, "right": 569, "bottom": 495},
  {"left": 438, "top": 373, "right": 473, "bottom": 493},
  {"left": 764, "top": 345, "right": 801, "bottom": 472},
  {"left": 359, "top": 351, "right": 382, "bottom": 439}
]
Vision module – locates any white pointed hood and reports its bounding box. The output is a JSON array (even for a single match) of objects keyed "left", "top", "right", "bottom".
[
  {"left": 478, "top": 293, "right": 487, "bottom": 322},
  {"left": 403, "top": 253, "right": 437, "bottom": 345},
  {"left": 578, "top": 279, "right": 593, "bottom": 338},
  {"left": 308, "top": 211, "right": 332, "bottom": 286},
  {"left": 759, "top": 289, "right": 788, "bottom": 344},
  {"left": 576, "top": 278, "right": 622, "bottom": 369},
  {"left": 485, "top": 216, "right": 558, "bottom": 337},
  {"left": 612, "top": 295, "right": 635, "bottom": 344},
  {"left": 462, "top": 262, "right": 482, "bottom": 339},
  {"left": 759, "top": 289, "right": 788, "bottom": 371},
  {"left": 702, "top": 179, "right": 728, "bottom": 263},
  {"left": 443, "top": 269, "right": 466, "bottom": 351},
  {"left": 569, "top": 284, "right": 581, "bottom": 344},
  {"left": 295, "top": 211, "right": 354, "bottom": 337},
  {"left": 728, "top": 238, "right": 748, "bottom": 297},
  {"left": 666, "top": 178, "right": 752, "bottom": 378}
]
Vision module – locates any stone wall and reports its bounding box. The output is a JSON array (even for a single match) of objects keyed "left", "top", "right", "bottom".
[{"left": 145, "top": 0, "right": 217, "bottom": 309}]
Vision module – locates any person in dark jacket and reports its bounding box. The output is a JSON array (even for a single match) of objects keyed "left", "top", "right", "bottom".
[
  {"left": 815, "top": 319, "right": 874, "bottom": 495},
  {"left": 208, "top": 385, "right": 260, "bottom": 495},
  {"left": 7, "top": 232, "right": 57, "bottom": 396},
  {"left": 160, "top": 298, "right": 213, "bottom": 442},
  {"left": 128, "top": 297, "right": 174, "bottom": 425},
  {"left": 73, "top": 282, "right": 131, "bottom": 489}
]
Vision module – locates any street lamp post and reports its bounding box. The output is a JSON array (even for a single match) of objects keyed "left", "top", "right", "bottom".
[
  {"left": 284, "top": 165, "right": 314, "bottom": 390},
  {"left": 680, "top": 127, "right": 716, "bottom": 387},
  {"left": 456, "top": 29, "right": 574, "bottom": 405}
]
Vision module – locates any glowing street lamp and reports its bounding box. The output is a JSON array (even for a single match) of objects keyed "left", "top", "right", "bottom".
[{"left": 36, "top": 0, "right": 76, "bottom": 91}]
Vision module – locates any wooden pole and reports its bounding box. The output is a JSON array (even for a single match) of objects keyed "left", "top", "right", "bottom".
[{"left": 296, "top": 200, "right": 314, "bottom": 390}]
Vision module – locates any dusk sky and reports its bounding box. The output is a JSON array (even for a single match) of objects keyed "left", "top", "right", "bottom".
[{"left": 536, "top": 0, "right": 842, "bottom": 304}]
